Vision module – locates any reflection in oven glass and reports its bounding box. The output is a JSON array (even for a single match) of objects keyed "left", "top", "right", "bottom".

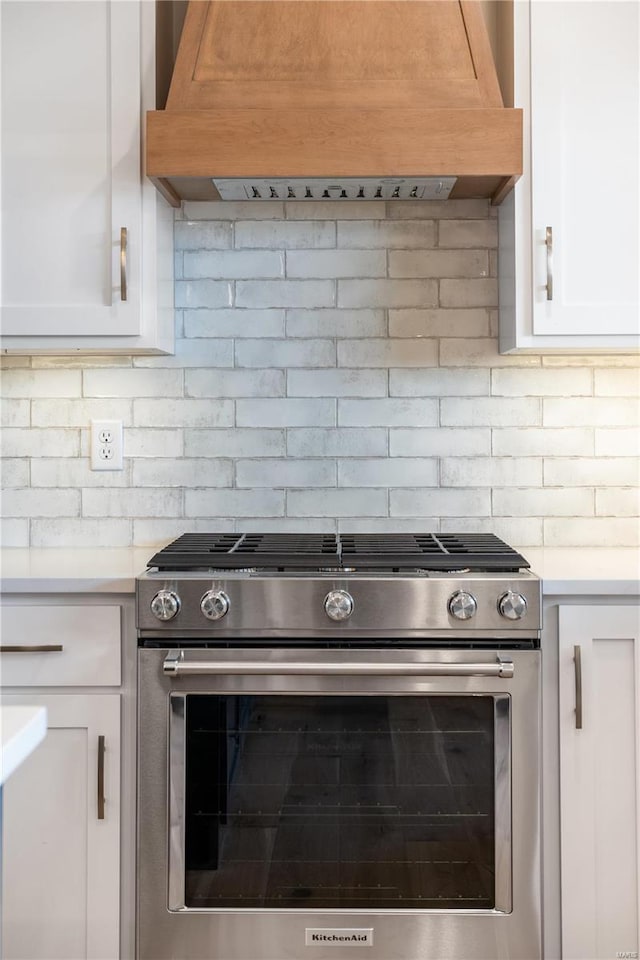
[{"left": 184, "top": 695, "right": 495, "bottom": 909}]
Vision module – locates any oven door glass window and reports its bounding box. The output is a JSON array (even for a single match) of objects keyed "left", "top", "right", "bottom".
[{"left": 174, "top": 694, "right": 508, "bottom": 911}]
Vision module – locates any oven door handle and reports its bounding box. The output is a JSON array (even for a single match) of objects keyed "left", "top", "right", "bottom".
[{"left": 162, "top": 652, "right": 514, "bottom": 678}]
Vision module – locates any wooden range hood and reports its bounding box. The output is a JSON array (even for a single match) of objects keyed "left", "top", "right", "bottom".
[{"left": 147, "top": 0, "right": 522, "bottom": 207}]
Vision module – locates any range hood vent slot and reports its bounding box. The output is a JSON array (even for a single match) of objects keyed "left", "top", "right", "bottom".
[{"left": 213, "top": 177, "right": 457, "bottom": 202}]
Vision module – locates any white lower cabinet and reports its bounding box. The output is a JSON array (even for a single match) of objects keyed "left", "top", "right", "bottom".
[
  {"left": 559, "top": 605, "right": 640, "bottom": 959},
  {"left": 0, "top": 599, "right": 128, "bottom": 959},
  {"left": 2, "top": 694, "right": 121, "bottom": 960}
]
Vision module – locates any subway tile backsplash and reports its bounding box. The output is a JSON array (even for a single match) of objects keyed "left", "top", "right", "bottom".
[{"left": 2, "top": 199, "right": 639, "bottom": 548}]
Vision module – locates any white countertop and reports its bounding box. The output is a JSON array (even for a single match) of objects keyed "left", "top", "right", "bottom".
[
  {"left": 0, "top": 706, "right": 47, "bottom": 785},
  {"left": 1, "top": 546, "right": 639, "bottom": 596}
]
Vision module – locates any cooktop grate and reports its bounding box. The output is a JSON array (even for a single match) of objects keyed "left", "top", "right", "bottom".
[{"left": 147, "top": 533, "right": 529, "bottom": 573}]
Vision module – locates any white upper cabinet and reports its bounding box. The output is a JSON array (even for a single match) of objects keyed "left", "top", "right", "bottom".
[
  {"left": 499, "top": 0, "right": 640, "bottom": 353},
  {"left": 0, "top": 0, "right": 174, "bottom": 354}
]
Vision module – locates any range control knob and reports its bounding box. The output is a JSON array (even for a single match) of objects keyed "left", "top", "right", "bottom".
[
  {"left": 200, "top": 590, "right": 230, "bottom": 621},
  {"left": 324, "top": 590, "right": 354, "bottom": 622},
  {"left": 150, "top": 590, "right": 180, "bottom": 622},
  {"left": 448, "top": 591, "right": 477, "bottom": 620},
  {"left": 498, "top": 591, "right": 528, "bottom": 620}
]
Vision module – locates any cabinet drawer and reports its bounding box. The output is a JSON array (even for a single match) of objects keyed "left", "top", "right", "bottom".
[{"left": 0, "top": 605, "right": 121, "bottom": 686}]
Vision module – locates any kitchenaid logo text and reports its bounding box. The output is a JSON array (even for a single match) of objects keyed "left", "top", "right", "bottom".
[{"left": 305, "top": 929, "right": 373, "bottom": 947}]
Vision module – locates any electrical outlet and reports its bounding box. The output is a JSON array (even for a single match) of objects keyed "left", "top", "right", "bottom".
[{"left": 91, "top": 420, "right": 123, "bottom": 471}]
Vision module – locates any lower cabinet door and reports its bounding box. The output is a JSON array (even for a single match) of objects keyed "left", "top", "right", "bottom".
[
  {"left": 1, "top": 694, "right": 120, "bottom": 960},
  {"left": 559, "top": 605, "right": 640, "bottom": 960}
]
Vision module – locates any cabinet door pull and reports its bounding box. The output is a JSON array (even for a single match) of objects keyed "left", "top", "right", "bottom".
[
  {"left": 0, "top": 644, "right": 63, "bottom": 653},
  {"left": 120, "top": 227, "right": 128, "bottom": 302},
  {"left": 573, "top": 644, "right": 583, "bottom": 729},
  {"left": 545, "top": 226, "right": 553, "bottom": 300},
  {"left": 97, "top": 735, "right": 106, "bottom": 820}
]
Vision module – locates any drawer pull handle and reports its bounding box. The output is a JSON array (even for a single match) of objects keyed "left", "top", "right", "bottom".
[
  {"left": 97, "top": 735, "right": 106, "bottom": 820},
  {"left": 0, "top": 644, "right": 64, "bottom": 653},
  {"left": 545, "top": 226, "right": 553, "bottom": 301},
  {"left": 120, "top": 227, "right": 128, "bottom": 302},
  {"left": 574, "top": 644, "right": 583, "bottom": 729}
]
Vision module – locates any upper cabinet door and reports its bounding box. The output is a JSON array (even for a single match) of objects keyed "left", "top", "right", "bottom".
[
  {"left": 530, "top": 1, "right": 639, "bottom": 337},
  {"left": 1, "top": 0, "right": 142, "bottom": 337}
]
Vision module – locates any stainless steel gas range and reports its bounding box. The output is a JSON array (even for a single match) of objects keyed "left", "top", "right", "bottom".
[{"left": 136, "top": 533, "right": 541, "bottom": 960}]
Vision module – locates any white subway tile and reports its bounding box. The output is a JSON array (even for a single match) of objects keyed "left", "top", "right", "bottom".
[
  {"left": 133, "top": 398, "right": 233, "bottom": 429},
  {"left": 338, "top": 280, "right": 438, "bottom": 309},
  {"left": 544, "top": 517, "right": 640, "bottom": 547},
  {"left": 337, "top": 518, "right": 440, "bottom": 532},
  {"left": 1, "top": 369, "right": 81, "bottom": 398},
  {"left": 389, "top": 309, "right": 490, "bottom": 338},
  {"left": 134, "top": 339, "right": 233, "bottom": 368},
  {"left": 2, "top": 488, "right": 80, "bottom": 517},
  {"left": 175, "top": 280, "right": 233, "bottom": 309},
  {"left": 174, "top": 221, "right": 232, "bottom": 249},
  {"left": 390, "top": 428, "right": 491, "bottom": 457},
  {"left": 493, "top": 487, "right": 593, "bottom": 517},
  {"left": 184, "top": 201, "right": 284, "bottom": 220},
  {"left": 386, "top": 199, "right": 490, "bottom": 220},
  {"left": 184, "top": 250, "right": 284, "bottom": 279},
  {"left": 236, "top": 399, "right": 336, "bottom": 427},
  {"left": 594, "top": 369, "right": 640, "bottom": 396},
  {"left": 338, "top": 398, "right": 437, "bottom": 427},
  {"left": 31, "top": 398, "right": 133, "bottom": 427},
  {"left": 236, "top": 459, "right": 336, "bottom": 488},
  {"left": 441, "top": 398, "right": 541, "bottom": 427},
  {"left": 389, "top": 250, "right": 488, "bottom": 278},
  {"left": 390, "top": 368, "right": 489, "bottom": 396},
  {"left": 338, "top": 458, "right": 438, "bottom": 487},
  {"left": 544, "top": 457, "right": 640, "bottom": 486},
  {"left": 235, "top": 221, "right": 335, "bottom": 248},
  {"left": 1, "top": 399, "right": 30, "bottom": 427},
  {"left": 286, "top": 309, "right": 386, "bottom": 338},
  {"left": 185, "top": 489, "right": 285, "bottom": 517},
  {"left": 492, "top": 368, "right": 592, "bottom": 397},
  {"left": 492, "top": 428, "right": 594, "bottom": 457},
  {"left": 83, "top": 368, "right": 183, "bottom": 398},
  {"left": 82, "top": 488, "right": 182, "bottom": 518},
  {"left": 1, "top": 519, "right": 30, "bottom": 547},
  {"left": 543, "top": 398, "right": 639, "bottom": 427},
  {"left": 439, "top": 279, "right": 498, "bottom": 308},
  {"left": 441, "top": 457, "right": 542, "bottom": 487},
  {"left": 440, "top": 339, "right": 541, "bottom": 367},
  {"left": 543, "top": 354, "right": 640, "bottom": 368},
  {"left": 1, "top": 429, "right": 79, "bottom": 457},
  {"left": 287, "top": 369, "right": 387, "bottom": 397},
  {"left": 236, "top": 518, "right": 336, "bottom": 532},
  {"left": 124, "top": 429, "right": 183, "bottom": 458},
  {"left": 2, "top": 460, "right": 29, "bottom": 488},
  {"left": 287, "top": 428, "right": 387, "bottom": 457},
  {"left": 236, "top": 338, "right": 336, "bottom": 367},
  {"left": 185, "top": 429, "right": 286, "bottom": 458},
  {"left": 438, "top": 219, "right": 498, "bottom": 248},
  {"left": 286, "top": 201, "right": 386, "bottom": 220},
  {"left": 595, "top": 428, "right": 640, "bottom": 457},
  {"left": 338, "top": 339, "right": 438, "bottom": 367},
  {"left": 596, "top": 488, "right": 640, "bottom": 516},
  {"left": 31, "top": 518, "right": 132, "bottom": 548},
  {"left": 0, "top": 356, "right": 31, "bottom": 368},
  {"left": 450, "top": 517, "right": 543, "bottom": 546},
  {"left": 184, "top": 309, "right": 285, "bottom": 338},
  {"left": 390, "top": 488, "right": 491, "bottom": 517},
  {"left": 287, "top": 488, "right": 387, "bottom": 517},
  {"left": 31, "top": 458, "right": 131, "bottom": 488},
  {"left": 337, "top": 221, "right": 436, "bottom": 248},
  {"left": 186, "top": 369, "right": 285, "bottom": 398},
  {"left": 236, "top": 280, "right": 335, "bottom": 309},
  {"left": 132, "top": 458, "right": 232, "bottom": 487},
  {"left": 287, "top": 250, "right": 386, "bottom": 278}
]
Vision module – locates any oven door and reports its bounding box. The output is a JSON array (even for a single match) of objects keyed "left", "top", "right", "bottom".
[{"left": 138, "top": 647, "right": 540, "bottom": 960}]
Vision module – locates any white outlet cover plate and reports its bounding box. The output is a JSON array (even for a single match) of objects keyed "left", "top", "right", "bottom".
[{"left": 91, "top": 419, "right": 123, "bottom": 471}]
